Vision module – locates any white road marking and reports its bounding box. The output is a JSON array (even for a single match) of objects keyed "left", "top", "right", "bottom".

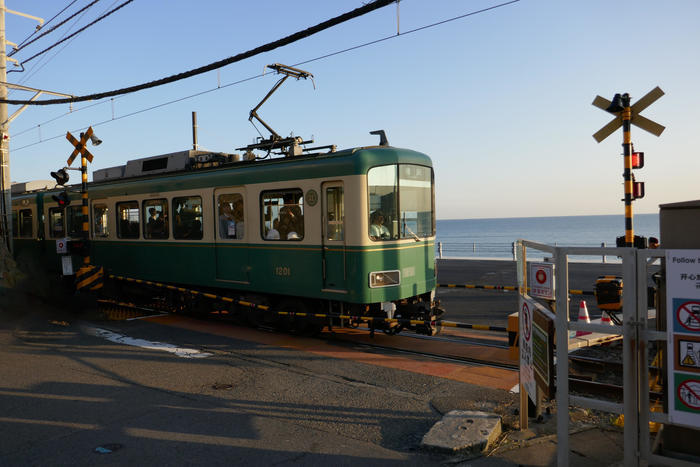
[{"left": 85, "top": 327, "right": 213, "bottom": 358}]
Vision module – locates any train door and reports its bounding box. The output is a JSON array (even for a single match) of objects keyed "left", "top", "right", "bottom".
[
  {"left": 214, "top": 188, "right": 249, "bottom": 284},
  {"left": 321, "top": 182, "right": 347, "bottom": 292}
]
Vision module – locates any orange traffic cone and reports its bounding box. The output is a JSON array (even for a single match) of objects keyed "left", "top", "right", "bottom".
[
  {"left": 575, "top": 300, "right": 592, "bottom": 337},
  {"left": 601, "top": 310, "right": 614, "bottom": 325}
]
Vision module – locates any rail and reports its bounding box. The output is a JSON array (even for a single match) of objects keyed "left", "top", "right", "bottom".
[{"left": 438, "top": 282, "right": 595, "bottom": 296}]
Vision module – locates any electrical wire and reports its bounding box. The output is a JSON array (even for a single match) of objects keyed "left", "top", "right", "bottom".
[
  {"left": 11, "top": 0, "right": 520, "bottom": 151},
  {"left": 1, "top": 0, "right": 396, "bottom": 105},
  {"left": 9, "top": 0, "right": 80, "bottom": 55},
  {"left": 15, "top": 1, "right": 119, "bottom": 86},
  {"left": 13, "top": 0, "right": 133, "bottom": 68},
  {"left": 9, "top": 0, "right": 100, "bottom": 57}
]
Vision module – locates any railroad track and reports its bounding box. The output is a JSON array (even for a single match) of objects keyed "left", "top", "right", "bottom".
[
  {"left": 569, "top": 353, "right": 663, "bottom": 401},
  {"left": 96, "top": 298, "right": 668, "bottom": 404}
]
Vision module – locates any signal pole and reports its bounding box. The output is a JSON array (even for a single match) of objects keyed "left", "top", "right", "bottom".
[
  {"left": 592, "top": 87, "right": 665, "bottom": 247},
  {"left": 621, "top": 94, "right": 634, "bottom": 247}
]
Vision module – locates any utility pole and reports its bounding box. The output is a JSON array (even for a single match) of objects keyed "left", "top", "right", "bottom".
[
  {"left": 1, "top": 0, "right": 11, "bottom": 252},
  {"left": 0, "top": 4, "right": 67, "bottom": 256}
]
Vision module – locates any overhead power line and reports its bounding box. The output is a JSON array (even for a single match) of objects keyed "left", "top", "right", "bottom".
[
  {"left": 9, "top": 0, "right": 99, "bottom": 57},
  {"left": 10, "top": 0, "right": 80, "bottom": 55},
  {"left": 1, "top": 0, "right": 396, "bottom": 106},
  {"left": 11, "top": 0, "right": 132, "bottom": 68},
  {"left": 11, "top": 0, "right": 521, "bottom": 152}
]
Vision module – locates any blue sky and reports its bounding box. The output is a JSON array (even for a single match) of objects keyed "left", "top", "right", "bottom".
[{"left": 6, "top": 0, "right": 699, "bottom": 219}]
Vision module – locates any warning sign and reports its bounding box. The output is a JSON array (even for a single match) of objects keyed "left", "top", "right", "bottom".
[
  {"left": 519, "top": 297, "right": 536, "bottom": 404},
  {"left": 675, "top": 375, "right": 700, "bottom": 412},
  {"left": 673, "top": 299, "right": 700, "bottom": 333},
  {"left": 56, "top": 238, "right": 68, "bottom": 254},
  {"left": 675, "top": 335, "right": 700, "bottom": 373},
  {"left": 532, "top": 306, "right": 555, "bottom": 399},
  {"left": 529, "top": 262, "right": 554, "bottom": 300},
  {"left": 667, "top": 249, "right": 700, "bottom": 426}
]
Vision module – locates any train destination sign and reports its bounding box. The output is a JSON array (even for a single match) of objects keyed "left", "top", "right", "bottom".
[{"left": 666, "top": 249, "right": 700, "bottom": 426}]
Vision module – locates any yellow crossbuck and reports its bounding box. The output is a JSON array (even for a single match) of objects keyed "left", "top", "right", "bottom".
[{"left": 66, "top": 127, "right": 95, "bottom": 165}]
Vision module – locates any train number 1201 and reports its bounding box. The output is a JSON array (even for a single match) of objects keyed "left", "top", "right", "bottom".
[{"left": 274, "top": 266, "right": 291, "bottom": 276}]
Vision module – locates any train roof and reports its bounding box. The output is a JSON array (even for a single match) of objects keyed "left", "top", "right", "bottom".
[{"left": 11, "top": 145, "right": 432, "bottom": 198}]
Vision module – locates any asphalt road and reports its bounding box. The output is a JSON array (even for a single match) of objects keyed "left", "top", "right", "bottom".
[
  {"left": 0, "top": 292, "right": 518, "bottom": 466},
  {"left": 436, "top": 258, "right": 632, "bottom": 327}
]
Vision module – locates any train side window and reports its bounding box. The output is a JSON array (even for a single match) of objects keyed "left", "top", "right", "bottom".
[
  {"left": 116, "top": 201, "right": 140, "bottom": 239},
  {"left": 261, "top": 189, "right": 303, "bottom": 241},
  {"left": 217, "top": 194, "right": 244, "bottom": 240},
  {"left": 93, "top": 204, "right": 109, "bottom": 238},
  {"left": 67, "top": 206, "right": 83, "bottom": 237},
  {"left": 11, "top": 210, "right": 18, "bottom": 237},
  {"left": 173, "top": 196, "right": 203, "bottom": 240},
  {"left": 325, "top": 187, "right": 344, "bottom": 241},
  {"left": 49, "top": 207, "right": 65, "bottom": 238},
  {"left": 19, "top": 209, "right": 33, "bottom": 238},
  {"left": 143, "top": 199, "right": 168, "bottom": 239}
]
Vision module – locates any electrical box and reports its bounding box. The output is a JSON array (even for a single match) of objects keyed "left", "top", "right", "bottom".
[
  {"left": 660, "top": 199, "right": 700, "bottom": 249},
  {"left": 595, "top": 275, "right": 623, "bottom": 311}
]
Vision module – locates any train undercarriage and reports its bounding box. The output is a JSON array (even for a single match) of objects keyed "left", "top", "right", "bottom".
[{"left": 99, "top": 275, "right": 443, "bottom": 337}]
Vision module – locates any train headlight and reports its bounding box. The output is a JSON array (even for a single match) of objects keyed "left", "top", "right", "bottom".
[{"left": 369, "top": 270, "right": 400, "bottom": 288}]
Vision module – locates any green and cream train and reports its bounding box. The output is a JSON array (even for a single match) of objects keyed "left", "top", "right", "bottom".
[{"left": 10, "top": 142, "right": 440, "bottom": 333}]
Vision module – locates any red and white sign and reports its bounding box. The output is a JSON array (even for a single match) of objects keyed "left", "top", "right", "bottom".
[
  {"left": 56, "top": 238, "right": 68, "bottom": 254},
  {"left": 676, "top": 301, "right": 700, "bottom": 332},
  {"left": 678, "top": 380, "right": 700, "bottom": 411},
  {"left": 530, "top": 262, "right": 555, "bottom": 300}
]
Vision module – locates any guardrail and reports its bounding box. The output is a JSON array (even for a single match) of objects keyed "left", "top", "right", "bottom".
[{"left": 436, "top": 241, "right": 613, "bottom": 262}]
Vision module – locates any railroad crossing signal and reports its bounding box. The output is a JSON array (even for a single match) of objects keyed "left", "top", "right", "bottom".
[
  {"left": 66, "top": 127, "right": 96, "bottom": 166},
  {"left": 592, "top": 86, "right": 666, "bottom": 143},
  {"left": 62, "top": 126, "right": 101, "bottom": 273},
  {"left": 592, "top": 87, "right": 665, "bottom": 247}
]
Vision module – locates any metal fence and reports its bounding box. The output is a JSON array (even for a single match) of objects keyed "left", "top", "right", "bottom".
[{"left": 436, "top": 241, "right": 613, "bottom": 262}]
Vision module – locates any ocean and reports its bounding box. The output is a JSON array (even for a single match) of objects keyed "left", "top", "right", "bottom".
[{"left": 436, "top": 213, "right": 659, "bottom": 260}]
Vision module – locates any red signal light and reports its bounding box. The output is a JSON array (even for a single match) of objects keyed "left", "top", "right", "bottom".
[
  {"left": 52, "top": 191, "right": 71, "bottom": 207},
  {"left": 632, "top": 181, "right": 645, "bottom": 200},
  {"left": 631, "top": 151, "right": 644, "bottom": 169}
]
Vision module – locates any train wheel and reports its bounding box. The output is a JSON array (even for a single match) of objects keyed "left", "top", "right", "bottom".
[
  {"left": 382, "top": 321, "right": 404, "bottom": 335},
  {"left": 415, "top": 306, "right": 440, "bottom": 336}
]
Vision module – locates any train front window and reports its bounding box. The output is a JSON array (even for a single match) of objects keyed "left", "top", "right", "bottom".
[
  {"left": 368, "top": 164, "right": 434, "bottom": 241},
  {"left": 399, "top": 164, "right": 434, "bottom": 238},
  {"left": 368, "top": 165, "right": 398, "bottom": 240}
]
